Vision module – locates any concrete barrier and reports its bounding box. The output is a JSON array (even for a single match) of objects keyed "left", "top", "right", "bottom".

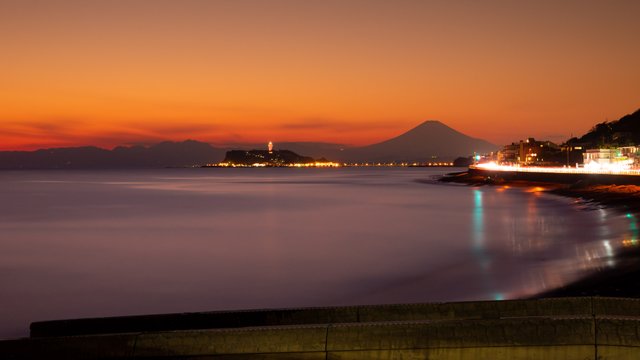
[
  {"left": 328, "top": 318, "right": 594, "bottom": 351},
  {"left": 30, "top": 297, "right": 594, "bottom": 338},
  {"left": 468, "top": 167, "right": 640, "bottom": 185},
  {"left": 358, "top": 297, "right": 592, "bottom": 322},
  {"left": 30, "top": 307, "right": 358, "bottom": 338},
  {"left": 0, "top": 333, "right": 137, "bottom": 360},
  {"left": 134, "top": 325, "right": 328, "bottom": 358},
  {"left": 3, "top": 297, "right": 640, "bottom": 359},
  {"left": 594, "top": 297, "right": 640, "bottom": 317}
]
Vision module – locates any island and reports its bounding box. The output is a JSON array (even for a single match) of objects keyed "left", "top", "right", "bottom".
[
  {"left": 205, "top": 142, "right": 339, "bottom": 167},
  {"left": 224, "top": 149, "right": 314, "bottom": 166}
]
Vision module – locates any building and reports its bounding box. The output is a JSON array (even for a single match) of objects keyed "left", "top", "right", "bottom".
[
  {"left": 583, "top": 148, "right": 634, "bottom": 170},
  {"left": 496, "top": 143, "right": 518, "bottom": 165},
  {"left": 496, "top": 138, "right": 561, "bottom": 166}
]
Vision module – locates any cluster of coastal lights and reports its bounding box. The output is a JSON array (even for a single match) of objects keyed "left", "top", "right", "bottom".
[
  {"left": 350, "top": 162, "right": 454, "bottom": 167},
  {"left": 210, "top": 141, "right": 458, "bottom": 167},
  {"left": 473, "top": 162, "right": 640, "bottom": 175},
  {"left": 213, "top": 162, "right": 455, "bottom": 167},
  {"left": 215, "top": 162, "right": 341, "bottom": 167}
]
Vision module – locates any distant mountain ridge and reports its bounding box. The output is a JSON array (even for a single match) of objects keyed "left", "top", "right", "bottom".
[
  {"left": 6, "top": 109, "right": 640, "bottom": 169},
  {"left": 340, "top": 120, "right": 497, "bottom": 162},
  {"left": 0, "top": 120, "right": 498, "bottom": 168},
  {"left": 0, "top": 140, "right": 225, "bottom": 169}
]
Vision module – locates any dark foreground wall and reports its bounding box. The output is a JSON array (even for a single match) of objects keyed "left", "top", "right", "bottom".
[
  {"left": 28, "top": 297, "right": 598, "bottom": 337},
  {"left": 469, "top": 167, "right": 640, "bottom": 185},
  {"left": 2, "top": 297, "right": 640, "bottom": 359}
]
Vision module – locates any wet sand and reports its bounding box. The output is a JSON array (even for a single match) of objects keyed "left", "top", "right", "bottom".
[{"left": 440, "top": 170, "right": 640, "bottom": 298}]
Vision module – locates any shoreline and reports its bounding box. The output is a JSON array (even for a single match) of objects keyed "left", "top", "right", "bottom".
[{"left": 439, "top": 170, "right": 640, "bottom": 298}]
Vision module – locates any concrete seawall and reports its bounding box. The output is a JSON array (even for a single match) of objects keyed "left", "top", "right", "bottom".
[
  {"left": 468, "top": 167, "right": 640, "bottom": 185},
  {"left": 2, "top": 297, "right": 640, "bottom": 359}
]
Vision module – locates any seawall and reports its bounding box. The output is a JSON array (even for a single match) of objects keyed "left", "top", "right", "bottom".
[
  {"left": 2, "top": 297, "right": 640, "bottom": 359},
  {"left": 468, "top": 167, "right": 640, "bottom": 185}
]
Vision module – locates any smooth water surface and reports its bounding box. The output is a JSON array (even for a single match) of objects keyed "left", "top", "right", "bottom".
[{"left": 0, "top": 168, "right": 634, "bottom": 338}]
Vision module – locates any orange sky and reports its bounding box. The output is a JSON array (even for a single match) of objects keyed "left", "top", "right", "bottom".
[{"left": 1, "top": 0, "right": 639, "bottom": 150}]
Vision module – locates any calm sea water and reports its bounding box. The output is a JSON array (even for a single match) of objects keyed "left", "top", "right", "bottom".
[{"left": 0, "top": 167, "right": 635, "bottom": 339}]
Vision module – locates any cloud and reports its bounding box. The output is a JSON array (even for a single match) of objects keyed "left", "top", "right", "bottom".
[
  {"left": 2, "top": 119, "right": 82, "bottom": 135},
  {"left": 149, "top": 123, "right": 220, "bottom": 134},
  {"left": 277, "top": 118, "right": 407, "bottom": 132},
  {"left": 0, "top": 120, "right": 84, "bottom": 149},
  {"left": 279, "top": 121, "right": 333, "bottom": 130},
  {"left": 0, "top": 116, "right": 417, "bottom": 150},
  {"left": 0, "top": 118, "right": 223, "bottom": 150}
]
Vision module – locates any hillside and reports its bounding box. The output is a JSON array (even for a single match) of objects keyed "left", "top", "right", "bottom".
[{"left": 568, "top": 109, "right": 640, "bottom": 147}]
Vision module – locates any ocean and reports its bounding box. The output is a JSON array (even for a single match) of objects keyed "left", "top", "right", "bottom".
[{"left": 0, "top": 167, "right": 633, "bottom": 339}]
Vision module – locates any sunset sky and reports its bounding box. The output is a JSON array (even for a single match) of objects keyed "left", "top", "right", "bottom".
[{"left": 1, "top": 0, "right": 639, "bottom": 150}]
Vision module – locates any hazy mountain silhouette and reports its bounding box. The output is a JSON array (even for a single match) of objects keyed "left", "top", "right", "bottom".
[
  {"left": 0, "top": 121, "right": 497, "bottom": 168},
  {"left": 340, "top": 120, "right": 497, "bottom": 162},
  {"left": 0, "top": 140, "right": 225, "bottom": 169}
]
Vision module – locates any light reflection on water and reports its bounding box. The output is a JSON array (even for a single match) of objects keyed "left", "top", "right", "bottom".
[{"left": 0, "top": 168, "right": 634, "bottom": 339}]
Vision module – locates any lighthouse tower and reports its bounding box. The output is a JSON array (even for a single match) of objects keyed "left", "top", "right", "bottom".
[{"left": 268, "top": 141, "right": 273, "bottom": 154}]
